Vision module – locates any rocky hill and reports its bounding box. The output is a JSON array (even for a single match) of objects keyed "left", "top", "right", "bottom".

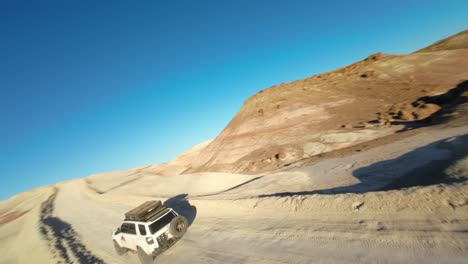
[{"left": 167, "top": 30, "right": 468, "bottom": 174}]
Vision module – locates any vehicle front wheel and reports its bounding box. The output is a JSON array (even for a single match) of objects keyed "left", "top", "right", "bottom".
[
  {"left": 113, "top": 240, "right": 127, "bottom": 255},
  {"left": 169, "top": 215, "right": 188, "bottom": 238},
  {"left": 137, "top": 246, "right": 154, "bottom": 264}
]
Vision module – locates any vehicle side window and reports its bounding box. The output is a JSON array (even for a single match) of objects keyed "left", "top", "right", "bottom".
[
  {"left": 120, "top": 223, "right": 128, "bottom": 233},
  {"left": 138, "top": 224, "right": 147, "bottom": 236},
  {"left": 121, "top": 223, "right": 137, "bottom": 235}
]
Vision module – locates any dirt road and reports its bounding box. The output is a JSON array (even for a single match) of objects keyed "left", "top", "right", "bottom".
[
  {"left": 2, "top": 125, "right": 467, "bottom": 264},
  {"left": 52, "top": 179, "right": 467, "bottom": 263}
]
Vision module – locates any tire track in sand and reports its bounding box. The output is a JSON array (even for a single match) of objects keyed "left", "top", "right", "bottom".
[{"left": 39, "top": 187, "right": 105, "bottom": 264}]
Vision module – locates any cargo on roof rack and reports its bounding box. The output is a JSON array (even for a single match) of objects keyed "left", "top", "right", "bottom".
[{"left": 124, "top": 200, "right": 167, "bottom": 222}]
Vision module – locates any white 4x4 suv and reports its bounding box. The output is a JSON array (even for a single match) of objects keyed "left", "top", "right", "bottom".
[{"left": 112, "top": 201, "right": 188, "bottom": 263}]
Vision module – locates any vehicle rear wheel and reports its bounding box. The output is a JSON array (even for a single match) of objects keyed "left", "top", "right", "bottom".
[
  {"left": 137, "top": 246, "right": 154, "bottom": 264},
  {"left": 113, "top": 240, "right": 127, "bottom": 255},
  {"left": 169, "top": 215, "right": 188, "bottom": 238}
]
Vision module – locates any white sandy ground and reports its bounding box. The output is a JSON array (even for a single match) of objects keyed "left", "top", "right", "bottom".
[
  {"left": 0, "top": 187, "right": 55, "bottom": 264},
  {"left": 1, "top": 125, "right": 468, "bottom": 263}
]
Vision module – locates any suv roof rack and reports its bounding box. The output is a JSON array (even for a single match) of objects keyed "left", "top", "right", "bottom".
[{"left": 124, "top": 200, "right": 167, "bottom": 222}]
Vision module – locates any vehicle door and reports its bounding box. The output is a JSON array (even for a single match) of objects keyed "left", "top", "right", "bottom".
[
  {"left": 137, "top": 224, "right": 151, "bottom": 253},
  {"left": 119, "top": 223, "right": 138, "bottom": 250}
]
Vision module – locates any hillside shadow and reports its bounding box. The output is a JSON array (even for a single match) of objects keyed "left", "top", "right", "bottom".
[
  {"left": 258, "top": 134, "right": 468, "bottom": 198},
  {"left": 39, "top": 189, "right": 105, "bottom": 264},
  {"left": 41, "top": 217, "right": 105, "bottom": 264},
  {"left": 193, "top": 176, "right": 264, "bottom": 198},
  {"left": 394, "top": 80, "right": 468, "bottom": 133},
  {"left": 164, "top": 194, "right": 197, "bottom": 226},
  {"left": 378, "top": 135, "right": 468, "bottom": 191}
]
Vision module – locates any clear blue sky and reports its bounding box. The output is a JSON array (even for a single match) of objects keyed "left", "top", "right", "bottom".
[{"left": 1, "top": 0, "right": 467, "bottom": 200}]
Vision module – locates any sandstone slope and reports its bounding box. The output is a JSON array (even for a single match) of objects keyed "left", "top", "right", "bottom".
[{"left": 182, "top": 30, "right": 468, "bottom": 174}]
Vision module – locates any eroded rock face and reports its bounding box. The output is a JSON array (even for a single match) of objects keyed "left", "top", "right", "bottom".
[
  {"left": 140, "top": 140, "right": 214, "bottom": 176},
  {"left": 178, "top": 31, "right": 468, "bottom": 174}
]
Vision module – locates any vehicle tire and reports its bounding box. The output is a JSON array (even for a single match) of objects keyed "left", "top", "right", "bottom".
[
  {"left": 113, "top": 240, "right": 127, "bottom": 255},
  {"left": 169, "top": 215, "right": 188, "bottom": 238},
  {"left": 137, "top": 247, "right": 153, "bottom": 264}
]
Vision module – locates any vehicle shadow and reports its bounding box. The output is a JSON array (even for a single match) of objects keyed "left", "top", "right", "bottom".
[
  {"left": 148, "top": 195, "right": 197, "bottom": 263},
  {"left": 257, "top": 134, "right": 468, "bottom": 198},
  {"left": 164, "top": 194, "right": 197, "bottom": 226}
]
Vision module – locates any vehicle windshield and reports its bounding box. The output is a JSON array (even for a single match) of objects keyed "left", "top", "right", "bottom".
[{"left": 149, "top": 211, "right": 176, "bottom": 234}]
